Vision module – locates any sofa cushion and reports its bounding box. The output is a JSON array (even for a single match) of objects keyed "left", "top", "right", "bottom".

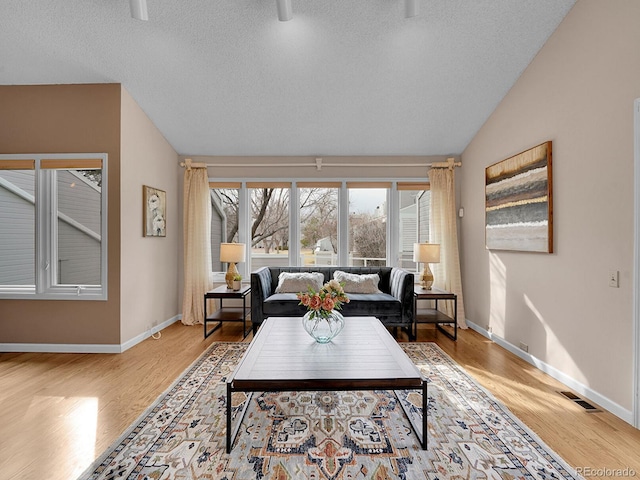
[
  {"left": 274, "top": 272, "right": 324, "bottom": 293},
  {"left": 340, "top": 293, "right": 401, "bottom": 316},
  {"left": 333, "top": 270, "right": 381, "bottom": 294},
  {"left": 263, "top": 292, "right": 401, "bottom": 318},
  {"left": 263, "top": 293, "right": 306, "bottom": 316}
]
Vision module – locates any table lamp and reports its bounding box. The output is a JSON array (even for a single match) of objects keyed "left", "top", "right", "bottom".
[
  {"left": 220, "top": 242, "right": 246, "bottom": 289},
  {"left": 413, "top": 243, "right": 440, "bottom": 290}
]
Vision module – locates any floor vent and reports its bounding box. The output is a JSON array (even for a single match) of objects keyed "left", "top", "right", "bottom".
[{"left": 559, "top": 391, "right": 601, "bottom": 412}]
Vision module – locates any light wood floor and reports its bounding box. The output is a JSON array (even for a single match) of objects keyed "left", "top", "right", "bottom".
[{"left": 1, "top": 322, "right": 639, "bottom": 480}]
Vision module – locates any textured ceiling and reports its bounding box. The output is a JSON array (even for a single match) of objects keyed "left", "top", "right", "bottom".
[{"left": 0, "top": 0, "right": 575, "bottom": 157}]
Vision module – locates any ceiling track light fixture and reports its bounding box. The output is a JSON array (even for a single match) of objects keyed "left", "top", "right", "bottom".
[
  {"left": 276, "top": 0, "right": 292, "bottom": 21},
  {"left": 405, "top": 0, "right": 419, "bottom": 18},
  {"left": 130, "top": 0, "right": 149, "bottom": 21}
]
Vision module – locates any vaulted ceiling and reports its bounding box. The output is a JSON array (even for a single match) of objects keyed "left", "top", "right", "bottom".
[{"left": 0, "top": 0, "right": 575, "bottom": 156}]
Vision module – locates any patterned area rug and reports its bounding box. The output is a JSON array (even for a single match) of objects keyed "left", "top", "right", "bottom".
[{"left": 78, "top": 342, "right": 583, "bottom": 480}]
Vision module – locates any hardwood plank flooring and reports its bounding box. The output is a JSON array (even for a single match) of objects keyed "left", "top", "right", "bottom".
[{"left": 0, "top": 322, "right": 638, "bottom": 480}]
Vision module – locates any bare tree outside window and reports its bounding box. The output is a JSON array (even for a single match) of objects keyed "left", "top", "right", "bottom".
[
  {"left": 349, "top": 213, "right": 387, "bottom": 266},
  {"left": 250, "top": 188, "right": 289, "bottom": 252},
  {"left": 300, "top": 187, "right": 338, "bottom": 265},
  {"left": 348, "top": 188, "right": 387, "bottom": 266}
]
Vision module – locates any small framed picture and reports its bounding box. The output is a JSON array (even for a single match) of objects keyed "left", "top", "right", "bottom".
[{"left": 142, "top": 185, "right": 166, "bottom": 237}]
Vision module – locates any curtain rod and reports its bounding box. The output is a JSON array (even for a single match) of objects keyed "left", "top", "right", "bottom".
[{"left": 180, "top": 157, "right": 461, "bottom": 171}]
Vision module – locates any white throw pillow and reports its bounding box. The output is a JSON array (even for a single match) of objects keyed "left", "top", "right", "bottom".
[
  {"left": 333, "top": 270, "right": 380, "bottom": 294},
  {"left": 275, "top": 272, "right": 325, "bottom": 293}
]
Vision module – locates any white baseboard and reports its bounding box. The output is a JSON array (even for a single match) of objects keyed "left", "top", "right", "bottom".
[
  {"left": 0, "top": 342, "right": 123, "bottom": 354},
  {"left": 466, "top": 319, "right": 634, "bottom": 425},
  {"left": 120, "top": 315, "right": 181, "bottom": 352},
  {"left": 0, "top": 315, "right": 182, "bottom": 354}
]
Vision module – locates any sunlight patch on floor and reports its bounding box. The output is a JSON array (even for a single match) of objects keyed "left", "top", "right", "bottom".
[
  {"left": 67, "top": 396, "right": 98, "bottom": 474},
  {"left": 29, "top": 395, "right": 98, "bottom": 477}
]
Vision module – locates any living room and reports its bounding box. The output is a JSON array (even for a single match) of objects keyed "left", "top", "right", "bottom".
[{"left": 1, "top": 0, "right": 640, "bottom": 478}]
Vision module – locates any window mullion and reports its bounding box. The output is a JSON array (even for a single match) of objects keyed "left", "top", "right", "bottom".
[
  {"left": 36, "top": 167, "right": 51, "bottom": 293},
  {"left": 34, "top": 161, "right": 43, "bottom": 294},
  {"left": 100, "top": 153, "right": 108, "bottom": 298},
  {"left": 338, "top": 183, "right": 348, "bottom": 265},
  {"left": 238, "top": 183, "right": 249, "bottom": 276},
  {"left": 48, "top": 169, "right": 60, "bottom": 289},
  {"left": 48, "top": 170, "right": 60, "bottom": 287},
  {"left": 290, "top": 182, "right": 300, "bottom": 266},
  {"left": 388, "top": 184, "right": 399, "bottom": 267}
]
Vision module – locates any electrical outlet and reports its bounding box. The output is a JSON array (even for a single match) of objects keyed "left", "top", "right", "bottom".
[
  {"left": 609, "top": 270, "right": 619, "bottom": 288},
  {"left": 519, "top": 342, "right": 529, "bottom": 352}
]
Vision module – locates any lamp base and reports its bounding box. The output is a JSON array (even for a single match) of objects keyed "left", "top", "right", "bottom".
[
  {"left": 225, "top": 263, "right": 238, "bottom": 289},
  {"left": 420, "top": 265, "right": 434, "bottom": 290}
]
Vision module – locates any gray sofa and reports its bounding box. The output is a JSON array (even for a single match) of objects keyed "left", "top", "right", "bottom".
[{"left": 251, "top": 266, "right": 414, "bottom": 337}]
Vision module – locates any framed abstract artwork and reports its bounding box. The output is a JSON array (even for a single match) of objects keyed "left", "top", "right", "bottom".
[
  {"left": 143, "top": 185, "right": 166, "bottom": 237},
  {"left": 485, "top": 141, "right": 553, "bottom": 253}
]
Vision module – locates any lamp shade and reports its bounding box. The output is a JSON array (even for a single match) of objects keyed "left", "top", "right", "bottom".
[
  {"left": 413, "top": 243, "right": 440, "bottom": 263},
  {"left": 220, "top": 243, "right": 246, "bottom": 263}
]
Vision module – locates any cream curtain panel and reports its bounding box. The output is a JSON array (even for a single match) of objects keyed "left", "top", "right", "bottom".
[
  {"left": 428, "top": 165, "right": 467, "bottom": 328},
  {"left": 182, "top": 162, "right": 212, "bottom": 326}
]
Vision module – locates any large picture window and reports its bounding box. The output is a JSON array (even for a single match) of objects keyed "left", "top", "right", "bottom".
[
  {"left": 208, "top": 180, "right": 429, "bottom": 275},
  {"left": 0, "top": 154, "right": 108, "bottom": 299}
]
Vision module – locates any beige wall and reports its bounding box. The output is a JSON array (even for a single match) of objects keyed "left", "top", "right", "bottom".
[
  {"left": 460, "top": 0, "right": 640, "bottom": 415},
  {"left": 120, "top": 88, "right": 180, "bottom": 345},
  {"left": 0, "top": 84, "right": 122, "bottom": 345}
]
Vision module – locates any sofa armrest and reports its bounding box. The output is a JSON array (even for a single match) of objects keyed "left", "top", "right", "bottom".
[
  {"left": 390, "top": 267, "right": 415, "bottom": 325},
  {"left": 251, "top": 267, "right": 273, "bottom": 326}
]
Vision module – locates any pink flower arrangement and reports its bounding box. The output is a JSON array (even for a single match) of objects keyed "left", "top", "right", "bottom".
[{"left": 297, "top": 279, "right": 349, "bottom": 319}]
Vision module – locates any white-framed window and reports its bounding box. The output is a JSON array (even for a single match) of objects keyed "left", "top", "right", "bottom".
[
  {"left": 397, "top": 182, "right": 431, "bottom": 272},
  {"left": 0, "top": 154, "right": 108, "bottom": 300},
  {"left": 347, "top": 183, "right": 389, "bottom": 267},
  {"left": 248, "top": 182, "right": 291, "bottom": 269},
  {"left": 209, "top": 179, "right": 429, "bottom": 276},
  {"left": 299, "top": 183, "right": 339, "bottom": 266}
]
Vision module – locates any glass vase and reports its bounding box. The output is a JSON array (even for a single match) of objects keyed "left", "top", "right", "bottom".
[{"left": 302, "top": 310, "right": 345, "bottom": 344}]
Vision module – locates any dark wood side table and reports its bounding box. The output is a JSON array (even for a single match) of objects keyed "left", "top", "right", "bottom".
[
  {"left": 413, "top": 285, "right": 457, "bottom": 340},
  {"left": 204, "top": 285, "right": 251, "bottom": 339}
]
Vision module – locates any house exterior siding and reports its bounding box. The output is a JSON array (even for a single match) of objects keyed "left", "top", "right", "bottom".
[{"left": 0, "top": 171, "right": 35, "bottom": 285}]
